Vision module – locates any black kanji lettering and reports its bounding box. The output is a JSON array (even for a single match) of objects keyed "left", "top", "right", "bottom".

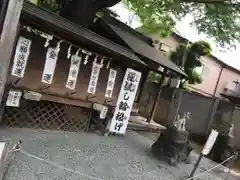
[
  {"left": 89, "top": 87, "right": 94, "bottom": 93},
  {"left": 124, "top": 81, "right": 136, "bottom": 92},
  {"left": 119, "top": 101, "right": 129, "bottom": 111},
  {"left": 14, "top": 68, "right": 22, "bottom": 76},
  {"left": 106, "top": 90, "right": 112, "bottom": 96},
  {"left": 18, "top": 54, "right": 25, "bottom": 61},
  {"left": 70, "top": 69, "right": 77, "bottom": 77},
  {"left": 43, "top": 74, "right": 52, "bottom": 82},
  {"left": 108, "top": 80, "right": 114, "bottom": 87},
  {"left": 123, "top": 92, "right": 129, "bottom": 101},
  {"left": 127, "top": 72, "right": 136, "bottom": 82},
  {"left": 114, "top": 122, "right": 124, "bottom": 131},
  {"left": 72, "top": 59, "right": 80, "bottom": 66},
  {"left": 16, "top": 60, "right": 24, "bottom": 68},
  {"left": 110, "top": 71, "right": 116, "bottom": 78},
  {"left": 19, "top": 45, "right": 28, "bottom": 53},
  {"left": 21, "top": 39, "right": 30, "bottom": 47},
  {"left": 67, "top": 80, "right": 74, "bottom": 87},
  {"left": 49, "top": 50, "right": 57, "bottom": 59},
  {"left": 116, "top": 112, "right": 125, "bottom": 122},
  {"left": 91, "top": 81, "right": 96, "bottom": 86}
]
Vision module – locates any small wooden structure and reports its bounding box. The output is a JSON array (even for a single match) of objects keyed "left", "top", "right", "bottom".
[{"left": 0, "top": 0, "right": 185, "bottom": 133}]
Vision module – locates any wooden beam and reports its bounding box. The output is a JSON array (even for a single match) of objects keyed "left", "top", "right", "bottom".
[{"left": 0, "top": 0, "right": 24, "bottom": 112}]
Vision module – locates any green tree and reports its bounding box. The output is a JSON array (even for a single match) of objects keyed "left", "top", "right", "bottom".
[
  {"left": 170, "top": 41, "right": 212, "bottom": 86},
  {"left": 123, "top": 0, "right": 240, "bottom": 48},
  {"left": 30, "top": 0, "right": 239, "bottom": 47}
]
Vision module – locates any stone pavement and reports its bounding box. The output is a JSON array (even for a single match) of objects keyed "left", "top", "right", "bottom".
[{"left": 0, "top": 128, "right": 237, "bottom": 180}]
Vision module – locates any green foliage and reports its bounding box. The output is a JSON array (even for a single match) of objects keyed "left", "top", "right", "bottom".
[
  {"left": 123, "top": 0, "right": 240, "bottom": 48},
  {"left": 147, "top": 71, "right": 162, "bottom": 84},
  {"left": 30, "top": 0, "right": 240, "bottom": 47},
  {"left": 34, "top": 0, "right": 65, "bottom": 13},
  {"left": 170, "top": 41, "right": 211, "bottom": 85}
]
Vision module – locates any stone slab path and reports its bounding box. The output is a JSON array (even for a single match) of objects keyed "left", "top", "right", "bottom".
[{"left": 0, "top": 128, "right": 238, "bottom": 180}]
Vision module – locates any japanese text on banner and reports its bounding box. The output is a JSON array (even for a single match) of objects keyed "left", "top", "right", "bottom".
[
  {"left": 11, "top": 37, "right": 32, "bottom": 78},
  {"left": 87, "top": 62, "right": 101, "bottom": 94},
  {"left": 105, "top": 69, "right": 117, "bottom": 98},
  {"left": 66, "top": 55, "right": 82, "bottom": 90},
  {"left": 6, "top": 90, "right": 22, "bottom": 107},
  {"left": 41, "top": 48, "right": 59, "bottom": 84},
  {"left": 109, "top": 68, "right": 141, "bottom": 134}
]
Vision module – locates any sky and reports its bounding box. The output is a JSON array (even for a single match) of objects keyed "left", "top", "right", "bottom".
[{"left": 110, "top": 3, "right": 240, "bottom": 70}]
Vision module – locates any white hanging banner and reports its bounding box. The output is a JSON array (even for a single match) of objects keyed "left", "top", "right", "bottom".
[
  {"left": 87, "top": 62, "right": 101, "bottom": 94},
  {"left": 202, "top": 130, "right": 219, "bottom": 155},
  {"left": 11, "top": 37, "right": 32, "bottom": 78},
  {"left": 109, "top": 68, "right": 141, "bottom": 134},
  {"left": 41, "top": 47, "right": 58, "bottom": 84},
  {"left": 6, "top": 90, "right": 22, "bottom": 107},
  {"left": 66, "top": 55, "right": 82, "bottom": 90},
  {"left": 105, "top": 69, "right": 117, "bottom": 98}
]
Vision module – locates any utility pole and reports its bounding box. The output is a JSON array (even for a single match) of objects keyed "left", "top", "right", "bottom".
[{"left": 0, "top": 0, "right": 24, "bottom": 117}]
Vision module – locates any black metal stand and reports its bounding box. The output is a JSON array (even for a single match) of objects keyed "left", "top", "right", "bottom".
[{"left": 189, "top": 153, "right": 203, "bottom": 179}]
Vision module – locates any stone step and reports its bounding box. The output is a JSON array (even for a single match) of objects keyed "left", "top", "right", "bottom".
[{"left": 130, "top": 108, "right": 139, "bottom": 116}]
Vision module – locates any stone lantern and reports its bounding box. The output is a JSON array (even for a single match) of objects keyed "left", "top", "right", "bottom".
[{"left": 152, "top": 112, "right": 192, "bottom": 165}]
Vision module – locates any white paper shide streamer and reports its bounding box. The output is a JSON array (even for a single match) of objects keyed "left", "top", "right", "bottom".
[
  {"left": 105, "top": 69, "right": 117, "bottom": 98},
  {"left": 66, "top": 54, "right": 82, "bottom": 90},
  {"left": 109, "top": 68, "right": 141, "bottom": 134},
  {"left": 87, "top": 62, "right": 102, "bottom": 94},
  {"left": 11, "top": 37, "right": 32, "bottom": 78},
  {"left": 41, "top": 48, "right": 59, "bottom": 84},
  {"left": 6, "top": 90, "right": 22, "bottom": 107}
]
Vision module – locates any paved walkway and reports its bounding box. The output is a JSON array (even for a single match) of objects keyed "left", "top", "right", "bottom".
[{"left": 0, "top": 128, "right": 237, "bottom": 180}]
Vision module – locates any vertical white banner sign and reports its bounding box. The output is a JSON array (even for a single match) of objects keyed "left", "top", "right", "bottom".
[
  {"left": 105, "top": 69, "right": 117, "bottom": 98},
  {"left": 41, "top": 48, "right": 58, "bottom": 84},
  {"left": 109, "top": 68, "right": 141, "bottom": 134},
  {"left": 66, "top": 55, "right": 82, "bottom": 90},
  {"left": 87, "top": 62, "right": 101, "bottom": 94},
  {"left": 6, "top": 90, "right": 22, "bottom": 107},
  {"left": 202, "top": 130, "right": 219, "bottom": 155},
  {"left": 11, "top": 37, "right": 32, "bottom": 78}
]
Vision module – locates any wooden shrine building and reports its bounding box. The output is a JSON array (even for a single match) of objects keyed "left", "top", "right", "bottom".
[{"left": 0, "top": 0, "right": 185, "bottom": 133}]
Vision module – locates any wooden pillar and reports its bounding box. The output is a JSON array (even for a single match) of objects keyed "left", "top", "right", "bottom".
[
  {"left": 0, "top": 0, "right": 24, "bottom": 114},
  {"left": 149, "top": 68, "right": 167, "bottom": 122},
  {"left": 135, "top": 69, "right": 149, "bottom": 103}
]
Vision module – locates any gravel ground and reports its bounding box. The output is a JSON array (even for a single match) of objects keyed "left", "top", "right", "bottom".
[{"left": 0, "top": 128, "right": 237, "bottom": 180}]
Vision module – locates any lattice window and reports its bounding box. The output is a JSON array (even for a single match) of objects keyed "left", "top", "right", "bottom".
[{"left": 2, "top": 100, "right": 90, "bottom": 132}]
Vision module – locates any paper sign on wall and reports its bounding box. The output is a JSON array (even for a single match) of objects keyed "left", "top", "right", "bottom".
[
  {"left": 105, "top": 69, "right": 117, "bottom": 98},
  {"left": 109, "top": 68, "right": 141, "bottom": 134},
  {"left": 202, "top": 130, "right": 219, "bottom": 155},
  {"left": 66, "top": 55, "right": 82, "bottom": 90},
  {"left": 6, "top": 90, "right": 22, "bottom": 107},
  {"left": 87, "top": 62, "right": 101, "bottom": 94},
  {"left": 11, "top": 37, "right": 32, "bottom": 78},
  {"left": 41, "top": 48, "right": 58, "bottom": 84}
]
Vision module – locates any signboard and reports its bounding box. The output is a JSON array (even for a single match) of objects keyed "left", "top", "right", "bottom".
[
  {"left": 66, "top": 55, "right": 82, "bottom": 90},
  {"left": 87, "top": 62, "right": 101, "bottom": 94},
  {"left": 23, "top": 91, "right": 42, "bottom": 101},
  {"left": 6, "top": 90, "right": 22, "bottom": 107},
  {"left": 109, "top": 68, "right": 141, "bottom": 134},
  {"left": 105, "top": 69, "right": 117, "bottom": 98},
  {"left": 11, "top": 37, "right": 32, "bottom": 78},
  {"left": 41, "top": 48, "right": 58, "bottom": 84},
  {"left": 93, "top": 103, "right": 108, "bottom": 119},
  {"left": 202, "top": 130, "right": 219, "bottom": 155}
]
